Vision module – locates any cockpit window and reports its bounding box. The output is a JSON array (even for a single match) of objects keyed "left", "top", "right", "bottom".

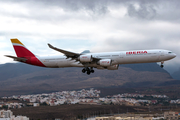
[{"left": 168, "top": 52, "right": 172, "bottom": 54}]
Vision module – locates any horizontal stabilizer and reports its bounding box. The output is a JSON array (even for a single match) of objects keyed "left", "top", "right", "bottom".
[{"left": 5, "top": 55, "right": 27, "bottom": 62}]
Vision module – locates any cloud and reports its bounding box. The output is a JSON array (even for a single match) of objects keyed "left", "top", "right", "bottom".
[
  {"left": 2, "top": 0, "right": 110, "bottom": 22},
  {"left": 125, "top": 0, "right": 180, "bottom": 22},
  {"left": 127, "top": 4, "right": 156, "bottom": 19}
]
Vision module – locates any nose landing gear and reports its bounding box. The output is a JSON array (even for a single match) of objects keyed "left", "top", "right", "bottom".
[
  {"left": 82, "top": 67, "right": 94, "bottom": 75},
  {"left": 160, "top": 65, "right": 164, "bottom": 68},
  {"left": 160, "top": 61, "right": 164, "bottom": 68}
]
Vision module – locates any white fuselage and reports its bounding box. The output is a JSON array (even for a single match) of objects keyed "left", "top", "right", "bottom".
[{"left": 37, "top": 49, "right": 176, "bottom": 68}]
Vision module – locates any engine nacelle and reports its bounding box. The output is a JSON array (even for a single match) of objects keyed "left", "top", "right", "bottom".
[
  {"left": 107, "top": 64, "right": 119, "bottom": 70},
  {"left": 97, "top": 59, "right": 112, "bottom": 66},
  {"left": 79, "top": 55, "right": 92, "bottom": 63}
]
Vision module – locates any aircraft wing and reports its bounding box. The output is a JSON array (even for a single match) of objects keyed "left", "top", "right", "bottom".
[
  {"left": 48, "top": 43, "right": 101, "bottom": 62},
  {"left": 48, "top": 43, "right": 80, "bottom": 58},
  {"left": 5, "top": 55, "right": 27, "bottom": 62}
]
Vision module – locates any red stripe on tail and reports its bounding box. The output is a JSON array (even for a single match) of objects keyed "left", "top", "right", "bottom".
[{"left": 13, "top": 46, "right": 35, "bottom": 57}]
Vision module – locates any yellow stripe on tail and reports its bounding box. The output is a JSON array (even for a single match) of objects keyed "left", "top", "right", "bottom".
[{"left": 11, "top": 38, "right": 24, "bottom": 46}]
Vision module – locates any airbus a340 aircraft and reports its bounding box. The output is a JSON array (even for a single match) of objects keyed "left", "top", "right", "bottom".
[{"left": 5, "top": 39, "right": 176, "bottom": 75}]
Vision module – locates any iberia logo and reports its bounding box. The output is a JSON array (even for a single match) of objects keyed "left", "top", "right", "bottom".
[{"left": 126, "top": 51, "right": 147, "bottom": 55}]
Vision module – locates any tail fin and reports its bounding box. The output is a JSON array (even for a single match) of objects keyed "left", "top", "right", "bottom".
[{"left": 11, "top": 38, "right": 35, "bottom": 57}]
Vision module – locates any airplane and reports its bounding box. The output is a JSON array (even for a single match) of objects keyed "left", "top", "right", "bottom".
[{"left": 5, "top": 38, "right": 176, "bottom": 75}]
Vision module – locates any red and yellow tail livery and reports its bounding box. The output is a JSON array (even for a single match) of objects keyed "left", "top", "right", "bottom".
[
  {"left": 11, "top": 39, "right": 35, "bottom": 57},
  {"left": 6, "top": 39, "right": 45, "bottom": 67}
]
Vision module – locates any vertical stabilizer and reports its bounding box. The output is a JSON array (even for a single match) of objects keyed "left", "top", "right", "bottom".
[{"left": 11, "top": 39, "right": 35, "bottom": 57}]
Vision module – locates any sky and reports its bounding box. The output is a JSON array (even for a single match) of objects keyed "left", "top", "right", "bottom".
[{"left": 0, "top": 0, "right": 180, "bottom": 74}]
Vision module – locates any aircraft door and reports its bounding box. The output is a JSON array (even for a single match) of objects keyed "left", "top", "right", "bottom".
[
  {"left": 119, "top": 52, "right": 126, "bottom": 63},
  {"left": 159, "top": 50, "right": 164, "bottom": 61},
  {"left": 120, "top": 52, "right": 125, "bottom": 58}
]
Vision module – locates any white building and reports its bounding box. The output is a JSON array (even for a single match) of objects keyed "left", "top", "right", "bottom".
[
  {"left": 11, "top": 116, "right": 29, "bottom": 120},
  {"left": 0, "top": 110, "right": 29, "bottom": 120},
  {"left": 0, "top": 110, "right": 13, "bottom": 118}
]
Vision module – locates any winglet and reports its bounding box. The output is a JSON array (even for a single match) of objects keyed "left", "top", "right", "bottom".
[{"left": 48, "top": 43, "right": 53, "bottom": 49}]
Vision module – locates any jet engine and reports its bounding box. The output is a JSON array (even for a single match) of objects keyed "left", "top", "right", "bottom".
[
  {"left": 97, "top": 59, "right": 112, "bottom": 66},
  {"left": 79, "top": 55, "right": 92, "bottom": 62},
  {"left": 107, "top": 64, "right": 119, "bottom": 70}
]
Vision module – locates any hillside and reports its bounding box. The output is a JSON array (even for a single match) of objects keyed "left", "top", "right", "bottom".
[
  {"left": 172, "top": 68, "right": 180, "bottom": 80},
  {"left": 0, "top": 63, "right": 174, "bottom": 96}
]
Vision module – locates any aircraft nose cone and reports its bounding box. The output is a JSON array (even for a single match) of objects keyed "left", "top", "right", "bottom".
[{"left": 173, "top": 53, "right": 177, "bottom": 58}]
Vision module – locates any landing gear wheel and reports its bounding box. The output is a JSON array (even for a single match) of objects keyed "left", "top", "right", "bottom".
[
  {"left": 160, "top": 61, "right": 164, "bottom": 68},
  {"left": 91, "top": 69, "right": 94, "bottom": 73},
  {"left": 82, "top": 69, "right": 86, "bottom": 73},
  {"left": 82, "top": 67, "right": 95, "bottom": 75},
  {"left": 87, "top": 71, "right": 91, "bottom": 75}
]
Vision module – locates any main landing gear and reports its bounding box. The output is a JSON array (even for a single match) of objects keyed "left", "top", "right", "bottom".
[
  {"left": 160, "top": 61, "right": 164, "bottom": 68},
  {"left": 82, "top": 67, "right": 94, "bottom": 75}
]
